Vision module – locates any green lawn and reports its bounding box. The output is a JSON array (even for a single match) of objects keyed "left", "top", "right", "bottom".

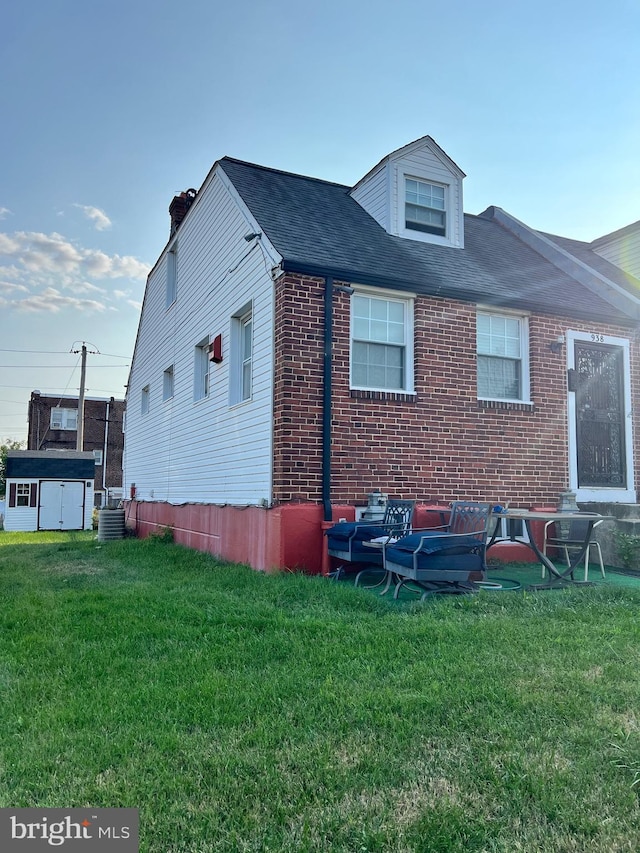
[{"left": 1, "top": 531, "right": 640, "bottom": 852}]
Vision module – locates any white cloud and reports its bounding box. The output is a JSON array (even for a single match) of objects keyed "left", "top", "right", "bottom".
[
  {"left": 15, "top": 287, "right": 107, "bottom": 314},
  {"left": 0, "top": 207, "right": 11, "bottom": 220},
  {"left": 0, "top": 280, "right": 29, "bottom": 294},
  {"left": 0, "top": 229, "right": 149, "bottom": 314},
  {"left": 74, "top": 204, "right": 112, "bottom": 231}
]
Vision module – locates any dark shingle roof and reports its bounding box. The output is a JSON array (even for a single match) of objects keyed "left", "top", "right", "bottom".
[{"left": 220, "top": 157, "right": 639, "bottom": 325}]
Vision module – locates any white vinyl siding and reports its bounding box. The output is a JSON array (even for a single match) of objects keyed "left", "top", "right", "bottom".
[
  {"left": 350, "top": 161, "right": 390, "bottom": 231},
  {"left": 477, "top": 311, "right": 529, "bottom": 402},
  {"left": 124, "top": 165, "right": 275, "bottom": 506},
  {"left": 593, "top": 227, "right": 640, "bottom": 279}
]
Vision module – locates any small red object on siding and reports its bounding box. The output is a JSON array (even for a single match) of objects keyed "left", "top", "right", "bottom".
[{"left": 209, "top": 334, "right": 223, "bottom": 363}]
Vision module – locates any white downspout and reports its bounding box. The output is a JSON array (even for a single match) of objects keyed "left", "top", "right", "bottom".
[{"left": 102, "top": 400, "right": 110, "bottom": 502}]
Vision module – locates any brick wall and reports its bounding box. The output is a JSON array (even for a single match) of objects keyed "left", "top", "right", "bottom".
[{"left": 272, "top": 274, "right": 640, "bottom": 508}]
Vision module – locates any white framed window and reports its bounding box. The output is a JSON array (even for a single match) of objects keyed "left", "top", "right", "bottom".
[
  {"left": 230, "top": 304, "right": 252, "bottom": 405},
  {"left": 163, "top": 365, "right": 174, "bottom": 401},
  {"left": 16, "top": 483, "right": 31, "bottom": 507},
  {"left": 405, "top": 177, "right": 446, "bottom": 237},
  {"left": 141, "top": 385, "right": 150, "bottom": 415},
  {"left": 350, "top": 291, "right": 414, "bottom": 392},
  {"left": 477, "top": 311, "right": 529, "bottom": 401},
  {"left": 194, "top": 337, "right": 210, "bottom": 402},
  {"left": 50, "top": 407, "right": 78, "bottom": 430},
  {"left": 93, "top": 449, "right": 103, "bottom": 466},
  {"left": 166, "top": 244, "right": 177, "bottom": 308}
]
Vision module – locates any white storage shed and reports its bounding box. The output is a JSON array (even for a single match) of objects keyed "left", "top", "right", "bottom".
[{"left": 4, "top": 451, "right": 95, "bottom": 532}]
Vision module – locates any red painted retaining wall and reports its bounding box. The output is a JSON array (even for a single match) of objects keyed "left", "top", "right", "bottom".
[{"left": 125, "top": 500, "right": 543, "bottom": 573}]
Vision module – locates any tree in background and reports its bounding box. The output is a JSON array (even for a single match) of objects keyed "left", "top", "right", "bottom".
[{"left": 0, "top": 439, "right": 25, "bottom": 497}]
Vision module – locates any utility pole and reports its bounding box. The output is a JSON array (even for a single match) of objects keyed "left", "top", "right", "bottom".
[
  {"left": 77, "top": 344, "right": 87, "bottom": 451},
  {"left": 71, "top": 341, "right": 98, "bottom": 451}
]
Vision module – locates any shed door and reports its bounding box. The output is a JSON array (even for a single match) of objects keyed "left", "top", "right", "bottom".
[
  {"left": 574, "top": 341, "right": 625, "bottom": 488},
  {"left": 39, "top": 481, "right": 85, "bottom": 530}
]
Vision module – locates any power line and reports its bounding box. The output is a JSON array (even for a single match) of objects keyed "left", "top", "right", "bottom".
[
  {"left": 0, "top": 364, "right": 128, "bottom": 369},
  {"left": 0, "top": 348, "right": 130, "bottom": 359}
]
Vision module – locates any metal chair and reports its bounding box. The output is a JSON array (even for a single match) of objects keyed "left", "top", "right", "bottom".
[
  {"left": 383, "top": 501, "right": 493, "bottom": 598},
  {"left": 325, "top": 500, "right": 415, "bottom": 582},
  {"left": 542, "top": 517, "right": 605, "bottom": 581}
]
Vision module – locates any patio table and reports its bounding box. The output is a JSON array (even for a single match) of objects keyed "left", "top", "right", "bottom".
[{"left": 488, "top": 510, "right": 613, "bottom": 589}]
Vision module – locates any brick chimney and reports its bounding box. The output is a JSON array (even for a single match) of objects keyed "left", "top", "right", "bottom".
[{"left": 169, "top": 188, "right": 197, "bottom": 237}]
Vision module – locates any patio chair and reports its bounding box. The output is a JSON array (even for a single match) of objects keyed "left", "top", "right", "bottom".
[
  {"left": 383, "top": 501, "right": 493, "bottom": 598},
  {"left": 542, "top": 516, "right": 605, "bottom": 581},
  {"left": 325, "top": 500, "right": 415, "bottom": 582}
]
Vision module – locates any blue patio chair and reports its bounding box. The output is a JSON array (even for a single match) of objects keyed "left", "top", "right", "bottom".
[
  {"left": 383, "top": 501, "right": 492, "bottom": 598},
  {"left": 325, "top": 499, "right": 415, "bottom": 582}
]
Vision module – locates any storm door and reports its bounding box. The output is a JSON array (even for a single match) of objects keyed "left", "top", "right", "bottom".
[{"left": 573, "top": 341, "right": 625, "bottom": 489}]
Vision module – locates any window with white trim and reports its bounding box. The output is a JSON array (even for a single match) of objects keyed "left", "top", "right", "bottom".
[
  {"left": 163, "top": 365, "right": 174, "bottom": 401},
  {"left": 351, "top": 293, "right": 413, "bottom": 392},
  {"left": 194, "top": 337, "right": 210, "bottom": 401},
  {"left": 166, "top": 245, "right": 177, "bottom": 308},
  {"left": 405, "top": 178, "right": 446, "bottom": 237},
  {"left": 50, "top": 407, "right": 78, "bottom": 430},
  {"left": 477, "top": 311, "right": 529, "bottom": 401},
  {"left": 230, "top": 304, "right": 252, "bottom": 405},
  {"left": 141, "top": 385, "right": 150, "bottom": 415},
  {"left": 93, "top": 449, "right": 103, "bottom": 466},
  {"left": 16, "top": 483, "right": 30, "bottom": 507}
]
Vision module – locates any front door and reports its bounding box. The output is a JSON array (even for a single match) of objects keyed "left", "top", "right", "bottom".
[
  {"left": 567, "top": 332, "right": 635, "bottom": 502},
  {"left": 39, "top": 481, "right": 85, "bottom": 530}
]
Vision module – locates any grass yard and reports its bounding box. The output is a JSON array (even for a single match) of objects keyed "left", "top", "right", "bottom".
[{"left": 1, "top": 531, "right": 640, "bottom": 852}]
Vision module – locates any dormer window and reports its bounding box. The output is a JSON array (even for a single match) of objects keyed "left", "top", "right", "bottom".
[{"left": 405, "top": 178, "right": 446, "bottom": 237}]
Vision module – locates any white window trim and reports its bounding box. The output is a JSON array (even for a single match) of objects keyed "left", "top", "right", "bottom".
[
  {"left": 349, "top": 286, "right": 415, "bottom": 394},
  {"left": 16, "top": 483, "right": 31, "bottom": 507},
  {"left": 50, "top": 407, "right": 78, "bottom": 430},
  {"left": 194, "top": 337, "right": 210, "bottom": 403},
  {"left": 162, "top": 365, "right": 174, "bottom": 402},
  {"left": 477, "top": 309, "right": 530, "bottom": 403},
  {"left": 166, "top": 244, "right": 177, "bottom": 309},
  {"left": 93, "top": 449, "right": 103, "bottom": 466},
  {"left": 230, "top": 302, "right": 253, "bottom": 407},
  {"left": 398, "top": 169, "right": 451, "bottom": 247}
]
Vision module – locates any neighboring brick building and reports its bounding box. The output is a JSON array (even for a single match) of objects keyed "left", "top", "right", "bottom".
[
  {"left": 124, "top": 135, "right": 640, "bottom": 572},
  {"left": 28, "top": 392, "right": 124, "bottom": 506}
]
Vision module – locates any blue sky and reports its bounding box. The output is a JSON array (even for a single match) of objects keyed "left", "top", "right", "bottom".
[{"left": 1, "top": 0, "right": 639, "bottom": 441}]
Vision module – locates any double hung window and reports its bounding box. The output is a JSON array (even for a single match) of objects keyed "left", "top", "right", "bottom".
[
  {"left": 351, "top": 293, "right": 413, "bottom": 392},
  {"left": 194, "top": 338, "right": 210, "bottom": 401},
  {"left": 230, "top": 304, "right": 253, "bottom": 405},
  {"left": 477, "top": 312, "right": 529, "bottom": 401},
  {"left": 405, "top": 178, "right": 446, "bottom": 237}
]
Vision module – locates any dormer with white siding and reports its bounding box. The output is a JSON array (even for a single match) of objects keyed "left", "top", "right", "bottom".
[
  {"left": 350, "top": 136, "right": 466, "bottom": 248},
  {"left": 591, "top": 219, "right": 640, "bottom": 280}
]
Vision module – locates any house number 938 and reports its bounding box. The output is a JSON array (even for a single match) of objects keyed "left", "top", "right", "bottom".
[{"left": 590, "top": 333, "right": 605, "bottom": 343}]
